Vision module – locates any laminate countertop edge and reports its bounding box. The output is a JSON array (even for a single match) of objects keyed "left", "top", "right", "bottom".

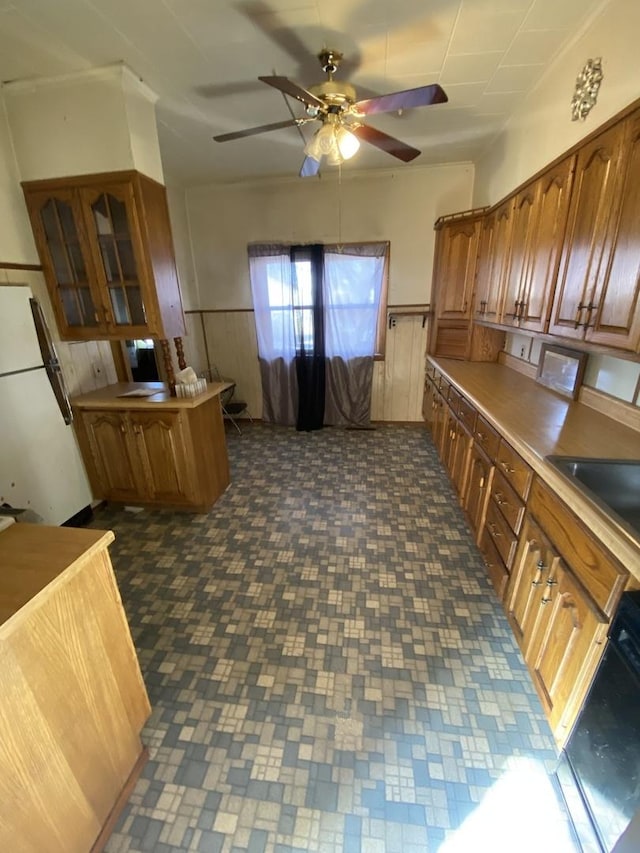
[
  {"left": 71, "top": 381, "right": 233, "bottom": 410},
  {"left": 430, "top": 357, "right": 640, "bottom": 583}
]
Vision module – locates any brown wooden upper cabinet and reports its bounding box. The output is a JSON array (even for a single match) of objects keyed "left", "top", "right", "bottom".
[
  {"left": 500, "top": 157, "right": 575, "bottom": 333},
  {"left": 474, "top": 198, "right": 513, "bottom": 323},
  {"left": 432, "top": 214, "right": 481, "bottom": 321},
  {"left": 22, "top": 170, "right": 185, "bottom": 342},
  {"left": 549, "top": 111, "right": 640, "bottom": 352}
]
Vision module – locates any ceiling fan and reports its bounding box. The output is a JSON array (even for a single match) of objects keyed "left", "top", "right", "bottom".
[{"left": 213, "top": 49, "right": 448, "bottom": 178}]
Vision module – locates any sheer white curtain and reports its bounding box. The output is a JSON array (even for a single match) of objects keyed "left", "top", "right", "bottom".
[
  {"left": 249, "top": 241, "right": 388, "bottom": 428},
  {"left": 323, "top": 243, "right": 388, "bottom": 426},
  {"left": 248, "top": 245, "right": 298, "bottom": 425}
]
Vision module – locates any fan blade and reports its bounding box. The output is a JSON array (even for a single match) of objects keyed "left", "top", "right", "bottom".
[
  {"left": 214, "top": 118, "right": 303, "bottom": 142},
  {"left": 239, "top": 2, "right": 316, "bottom": 73},
  {"left": 259, "top": 76, "right": 325, "bottom": 109},
  {"left": 300, "top": 156, "right": 321, "bottom": 178},
  {"left": 354, "top": 84, "right": 447, "bottom": 116},
  {"left": 352, "top": 124, "right": 421, "bottom": 162}
]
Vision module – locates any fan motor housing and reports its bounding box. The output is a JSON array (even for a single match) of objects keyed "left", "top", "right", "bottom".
[{"left": 308, "top": 80, "right": 356, "bottom": 110}]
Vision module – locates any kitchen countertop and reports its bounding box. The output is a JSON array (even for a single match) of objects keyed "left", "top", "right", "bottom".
[
  {"left": 0, "top": 524, "right": 114, "bottom": 628},
  {"left": 71, "top": 381, "right": 233, "bottom": 410},
  {"left": 430, "top": 357, "right": 640, "bottom": 582}
]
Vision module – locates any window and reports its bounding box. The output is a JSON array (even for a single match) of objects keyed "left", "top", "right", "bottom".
[{"left": 249, "top": 242, "right": 389, "bottom": 361}]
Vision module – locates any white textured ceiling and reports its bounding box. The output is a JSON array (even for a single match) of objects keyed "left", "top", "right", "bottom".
[{"left": 0, "top": 0, "right": 605, "bottom": 185}]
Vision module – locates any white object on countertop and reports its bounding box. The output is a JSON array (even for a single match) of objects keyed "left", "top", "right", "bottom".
[
  {"left": 0, "top": 517, "right": 16, "bottom": 532},
  {"left": 175, "top": 366, "right": 199, "bottom": 384},
  {"left": 175, "top": 377, "right": 207, "bottom": 398}
]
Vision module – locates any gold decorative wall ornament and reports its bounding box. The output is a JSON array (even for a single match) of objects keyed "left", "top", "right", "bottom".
[{"left": 571, "top": 58, "right": 603, "bottom": 121}]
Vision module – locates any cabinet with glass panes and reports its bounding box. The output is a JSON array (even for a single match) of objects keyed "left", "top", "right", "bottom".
[{"left": 22, "top": 171, "right": 185, "bottom": 341}]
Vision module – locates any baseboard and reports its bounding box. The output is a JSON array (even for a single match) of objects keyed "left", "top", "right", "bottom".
[
  {"left": 91, "top": 745, "right": 149, "bottom": 853},
  {"left": 62, "top": 504, "right": 94, "bottom": 528}
]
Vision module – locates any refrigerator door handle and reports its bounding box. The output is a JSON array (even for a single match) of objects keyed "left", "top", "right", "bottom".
[
  {"left": 45, "top": 361, "right": 73, "bottom": 425},
  {"left": 30, "top": 298, "right": 73, "bottom": 425}
]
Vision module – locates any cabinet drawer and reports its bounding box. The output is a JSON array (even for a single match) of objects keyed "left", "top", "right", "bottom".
[
  {"left": 479, "top": 526, "right": 509, "bottom": 599},
  {"left": 528, "top": 478, "right": 627, "bottom": 616},
  {"left": 473, "top": 414, "right": 500, "bottom": 460},
  {"left": 456, "top": 395, "right": 477, "bottom": 433},
  {"left": 448, "top": 386, "right": 461, "bottom": 409},
  {"left": 484, "top": 498, "right": 518, "bottom": 569},
  {"left": 495, "top": 440, "right": 533, "bottom": 501},
  {"left": 491, "top": 469, "right": 526, "bottom": 535}
]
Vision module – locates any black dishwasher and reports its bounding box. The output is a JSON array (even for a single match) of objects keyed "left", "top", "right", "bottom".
[{"left": 555, "top": 590, "right": 640, "bottom": 852}]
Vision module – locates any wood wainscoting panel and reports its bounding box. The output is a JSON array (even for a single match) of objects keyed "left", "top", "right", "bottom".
[
  {"left": 201, "top": 311, "right": 262, "bottom": 418},
  {"left": 372, "top": 315, "right": 428, "bottom": 422}
]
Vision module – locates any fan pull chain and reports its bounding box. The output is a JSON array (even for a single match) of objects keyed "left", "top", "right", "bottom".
[{"left": 337, "top": 161, "right": 343, "bottom": 253}]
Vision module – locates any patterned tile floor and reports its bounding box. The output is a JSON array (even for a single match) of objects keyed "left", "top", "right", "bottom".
[{"left": 98, "top": 424, "right": 577, "bottom": 853}]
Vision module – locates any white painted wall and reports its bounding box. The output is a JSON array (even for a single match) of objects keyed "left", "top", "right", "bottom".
[
  {"left": 3, "top": 64, "right": 163, "bottom": 182},
  {"left": 474, "top": 0, "right": 640, "bottom": 206},
  {"left": 187, "top": 164, "right": 474, "bottom": 309},
  {"left": 166, "top": 185, "right": 199, "bottom": 311},
  {"left": 0, "top": 99, "right": 39, "bottom": 263}
]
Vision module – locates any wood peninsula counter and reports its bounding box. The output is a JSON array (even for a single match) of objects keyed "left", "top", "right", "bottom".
[
  {"left": 72, "top": 381, "right": 232, "bottom": 512},
  {"left": 0, "top": 523, "right": 150, "bottom": 852}
]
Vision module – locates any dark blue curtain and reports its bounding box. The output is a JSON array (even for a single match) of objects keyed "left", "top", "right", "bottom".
[{"left": 292, "top": 244, "right": 325, "bottom": 431}]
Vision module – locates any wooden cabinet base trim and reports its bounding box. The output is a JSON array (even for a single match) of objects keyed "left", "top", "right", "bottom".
[{"left": 91, "top": 745, "right": 148, "bottom": 853}]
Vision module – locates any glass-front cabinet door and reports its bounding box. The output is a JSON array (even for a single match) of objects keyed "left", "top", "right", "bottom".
[
  {"left": 26, "top": 189, "right": 101, "bottom": 337},
  {"left": 81, "top": 183, "right": 151, "bottom": 337},
  {"left": 23, "top": 171, "right": 185, "bottom": 342}
]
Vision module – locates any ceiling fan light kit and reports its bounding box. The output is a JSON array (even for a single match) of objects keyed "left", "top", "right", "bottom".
[
  {"left": 304, "top": 119, "right": 360, "bottom": 166},
  {"left": 213, "top": 48, "right": 447, "bottom": 176}
]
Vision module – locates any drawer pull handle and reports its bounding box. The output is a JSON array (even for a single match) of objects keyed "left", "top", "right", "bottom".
[
  {"left": 531, "top": 559, "right": 547, "bottom": 587},
  {"left": 500, "top": 461, "right": 515, "bottom": 474},
  {"left": 541, "top": 594, "right": 552, "bottom": 605},
  {"left": 476, "top": 431, "right": 486, "bottom": 440},
  {"left": 494, "top": 492, "right": 508, "bottom": 506},
  {"left": 488, "top": 523, "right": 501, "bottom": 537}
]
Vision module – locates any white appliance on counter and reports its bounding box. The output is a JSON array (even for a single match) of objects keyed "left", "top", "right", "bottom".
[{"left": 0, "top": 284, "right": 92, "bottom": 525}]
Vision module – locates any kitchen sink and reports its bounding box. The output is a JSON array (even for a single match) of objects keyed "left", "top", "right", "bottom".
[{"left": 547, "top": 457, "right": 640, "bottom": 539}]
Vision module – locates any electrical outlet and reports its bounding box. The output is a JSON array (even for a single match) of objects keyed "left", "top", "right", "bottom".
[{"left": 520, "top": 346, "right": 526, "bottom": 358}]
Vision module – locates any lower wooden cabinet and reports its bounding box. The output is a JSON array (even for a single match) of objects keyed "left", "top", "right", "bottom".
[
  {"left": 424, "top": 360, "right": 631, "bottom": 746},
  {"left": 506, "top": 482, "right": 626, "bottom": 743},
  {"left": 80, "top": 409, "right": 191, "bottom": 505},
  {"left": 74, "top": 392, "right": 230, "bottom": 512},
  {"left": 464, "top": 442, "right": 493, "bottom": 541},
  {"left": 80, "top": 410, "right": 142, "bottom": 502}
]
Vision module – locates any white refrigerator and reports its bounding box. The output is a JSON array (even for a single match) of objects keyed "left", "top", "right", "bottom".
[{"left": 0, "top": 284, "right": 92, "bottom": 525}]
